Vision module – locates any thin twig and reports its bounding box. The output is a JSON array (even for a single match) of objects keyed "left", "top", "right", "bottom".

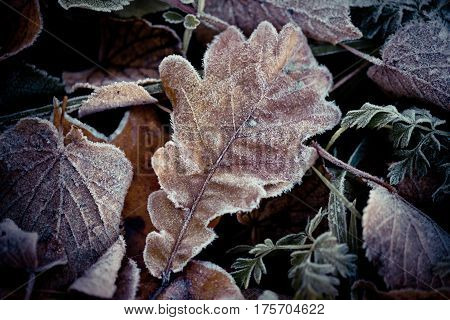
[
  {"left": 24, "top": 272, "right": 35, "bottom": 300},
  {"left": 331, "top": 61, "right": 370, "bottom": 92},
  {"left": 311, "top": 141, "right": 397, "bottom": 193},
  {"left": 311, "top": 167, "right": 361, "bottom": 219},
  {"left": 339, "top": 44, "right": 383, "bottom": 65}
]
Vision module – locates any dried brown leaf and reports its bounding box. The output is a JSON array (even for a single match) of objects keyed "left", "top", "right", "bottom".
[
  {"left": 203, "top": 0, "right": 362, "bottom": 44},
  {"left": 368, "top": 20, "right": 450, "bottom": 110},
  {"left": 352, "top": 280, "right": 450, "bottom": 300},
  {"left": 0, "top": 218, "right": 38, "bottom": 270},
  {"left": 158, "top": 260, "right": 244, "bottom": 300},
  {"left": 78, "top": 82, "right": 158, "bottom": 118},
  {"left": 62, "top": 18, "right": 181, "bottom": 92},
  {"left": 114, "top": 258, "right": 140, "bottom": 300},
  {"left": 363, "top": 186, "right": 450, "bottom": 290},
  {"left": 144, "top": 22, "right": 341, "bottom": 278},
  {"left": 0, "top": 0, "right": 42, "bottom": 61},
  {"left": 111, "top": 106, "right": 169, "bottom": 266},
  {"left": 69, "top": 236, "right": 126, "bottom": 298},
  {"left": 0, "top": 118, "right": 133, "bottom": 287}
]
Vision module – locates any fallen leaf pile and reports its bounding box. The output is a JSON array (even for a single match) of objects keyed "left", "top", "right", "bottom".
[{"left": 0, "top": 0, "right": 449, "bottom": 301}]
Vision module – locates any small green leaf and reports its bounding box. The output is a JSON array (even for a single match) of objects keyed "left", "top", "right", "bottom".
[
  {"left": 289, "top": 258, "right": 340, "bottom": 299},
  {"left": 306, "top": 208, "right": 327, "bottom": 238},
  {"left": 180, "top": 0, "right": 195, "bottom": 3},
  {"left": 312, "top": 232, "right": 357, "bottom": 278},
  {"left": 276, "top": 232, "right": 307, "bottom": 246},
  {"left": 184, "top": 14, "right": 200, "bottom": 30},
  {"left": 163, "top": 11, "right": 185, "bottom": 24}
]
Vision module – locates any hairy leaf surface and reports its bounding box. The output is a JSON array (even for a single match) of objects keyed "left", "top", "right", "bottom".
[
  {"left": 367, "top": 20, "right": 450, "bottom": 110},
  {"left": 350, "top": 0, "right": 448, "bottom": 39},
  {"left": 0, "top": 118, "right": 133, "bottom": 286},
  {"left": 144, "top": 22, "right": 341, "bottom": 278},
  {"left": 63, "top": 19, "right": 181, "bottom": 92},
  {"left": 58, "top": 0, "right": 132, "bottom": 12},
  {"left": 78, "top": 82, "right": 158, "bottom": 117},
  {"left": 204, "top": 0, "right": 362, "bottom": 44},
  {"left": 363, "top": 186, "right": 450, "bottom": 289}
]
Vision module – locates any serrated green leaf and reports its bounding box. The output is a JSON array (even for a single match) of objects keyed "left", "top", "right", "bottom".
[
  {"left": 184, "top": 14, "right": 200, "bottom": 29},
  {"left": 276, "top": 232, "right": 307, "bottom": 246},
  {"left": 312, "top": 232, "right": 357, "bottom": 278},
  {"left": 289, "top": 258, "right": 340, "bottom": 299},
  {"left": 341, "top": 103, "right": 402, "bottom": 130},
  {"left": 350, "top": 0, "right": 448, "bottom": 39},
  {"left": 163, "top": 11, "right": 185, "bottom": 24},
  {"left": 306, "top": 208, "right": 327, "bottom": 238},
  {"left": 343, "top": 103, "right": 448, "bottom": 185}
]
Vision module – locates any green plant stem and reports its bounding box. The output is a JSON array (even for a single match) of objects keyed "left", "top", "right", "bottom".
[
  {"left": 312, "top": 141, "right": 397, "bottom": 193},
  {"left": 311, "top": 166, "right": 362, "bottom": 219},
  {"left": 182, "top": 28, "right": 193, "bottom": 55},
  {"left": 326, "top": 127, "right": 348, "bottom": 150},
  {"left": 197, "top": 0, "right": 206, "bottom": 13}
]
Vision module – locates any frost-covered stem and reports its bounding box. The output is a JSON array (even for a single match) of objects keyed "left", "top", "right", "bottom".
[
  {"left": 24, "top": 272, "right": 35, "bottom": 300},
  {"left": 311, "top": 166, "right": 361, "bottom": 219},
  {"left": 275, "top": 244, "right": 312, "bottom": 251},
  {"left": 197, "top": 0, "right": 206, "bottom": 13},
  {"left": 340, "top": 44, "right": 382, "bottom": 65},
  {"left": 331, "top": 61, "right": 370, "bottom": 92},
  {"left": 311, "top": 141, "right": 397, "bottom": 193},
  {"left": 182, "top": 28, "right": 193, "bottom": 56},
  {"left": 326, "top": 127, "right": 348, "bottom": 150}
]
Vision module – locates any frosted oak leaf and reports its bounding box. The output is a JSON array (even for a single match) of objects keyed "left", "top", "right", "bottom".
[
  {"left": 0, "top": 118, "right": 132, "bottom": 286},
  {"left": 144, "top": 22, "right": 341, "bottom": 279}
]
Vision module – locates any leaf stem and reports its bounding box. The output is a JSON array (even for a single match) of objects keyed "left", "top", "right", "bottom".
[
  {"left": 311, "top": 141, "right": 397, "bottom": 193},
  {"left": 326, "top": 127, "right": 347, "bottom": 150},
  {"left": 311, "top": 166, "right": 362, "bottom": 219},
  {"left": 24, "top": 272, "right": 36, "bottom": 300}
]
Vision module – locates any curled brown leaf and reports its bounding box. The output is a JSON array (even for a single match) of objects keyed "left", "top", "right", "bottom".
[{"left": 78, "top": 82, "right": 158, "bottom": 118}]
